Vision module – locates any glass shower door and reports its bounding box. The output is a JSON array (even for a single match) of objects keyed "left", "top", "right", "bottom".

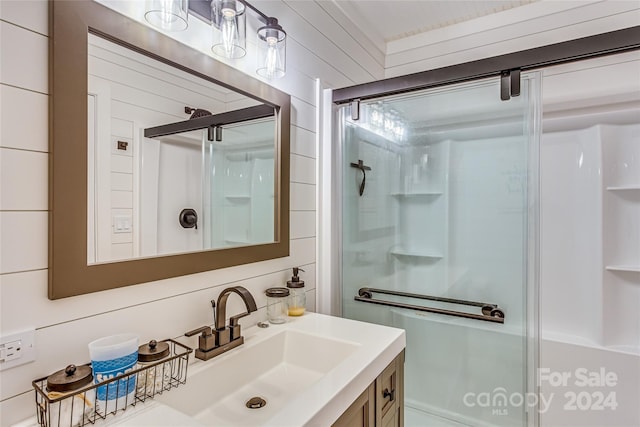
[{"left": 340, "top": 75, "right": 539, "bottom": 427}]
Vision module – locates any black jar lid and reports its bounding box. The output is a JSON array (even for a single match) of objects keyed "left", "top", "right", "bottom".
[
  {"left": 47, "top": 364, "right": 93, "bottom": 393},
  {"left": 265, "top": 287, "right": 290, "bottom": 297},
  {"left": 138, "top": 339, "right": 170, "bottom": 362},
  {"left": 286, "top": 280, "right": 305, "bottom": 289},
  {"left": 286, "top": 267, "right": 305, "bottom": 288}
]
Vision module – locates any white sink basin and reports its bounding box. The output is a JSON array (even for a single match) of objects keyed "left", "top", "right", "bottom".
[
  {"left": 116, "top": 313, "right": 407, "bottom": 426},
  {"left": 156, "top": 329, "right": 360, "bottom": 426}
]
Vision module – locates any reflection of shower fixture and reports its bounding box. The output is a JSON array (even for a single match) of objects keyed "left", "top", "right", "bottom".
[
  {"left": 179, "top": 208, "right": 198, "bottom": 230},
  {"left": 145, "top": 104, "right": 274, "bottom": 140},
  {"left": 185, "top": 106, "right": 213, "bottom": 119},
  {"left": 350, "top": 159, "right": 371, "bottom": 197}
]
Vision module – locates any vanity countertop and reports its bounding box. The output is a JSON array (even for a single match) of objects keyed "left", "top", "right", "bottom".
[{"left": 16, "top": 313, "right": 405, "bottom": 427}]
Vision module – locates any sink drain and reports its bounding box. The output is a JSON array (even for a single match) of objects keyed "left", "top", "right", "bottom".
[{"left": 246, "top": 397, "right": 267, "bottom": 409}]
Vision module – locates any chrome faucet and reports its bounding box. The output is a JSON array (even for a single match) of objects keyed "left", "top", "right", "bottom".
[{"left": 185, "top": 286, "right": 258, "bottom": 361}]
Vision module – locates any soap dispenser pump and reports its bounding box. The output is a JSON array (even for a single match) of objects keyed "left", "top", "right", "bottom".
[{"left": 286, "top": 267, "right": 306, "bottom": 316}]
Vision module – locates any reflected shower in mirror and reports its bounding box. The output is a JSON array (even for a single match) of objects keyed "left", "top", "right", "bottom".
[{"left": 87, "top": 33, "right": 275, "bottom": 264}]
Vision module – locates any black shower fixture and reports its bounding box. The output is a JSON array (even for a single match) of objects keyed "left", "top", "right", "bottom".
[
  {"left": 185, "top": 106, "right": 212, "bottom": 119},
  {"left": 179, "top": 208, "right": 198, "bottom": 230},
  {"left": 145, "top": 104, "right": 273, "bottom": 140},
  {"left": 350, "top": 159, "right": 371, "bottom": 197}
]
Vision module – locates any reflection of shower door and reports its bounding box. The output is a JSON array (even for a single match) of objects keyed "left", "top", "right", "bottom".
[{"left": 340, "top": 75, "right": 540, "bottom": 427}]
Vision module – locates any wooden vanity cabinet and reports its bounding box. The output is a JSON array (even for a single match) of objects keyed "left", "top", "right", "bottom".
[{"left": 333, "top": 351, "right": 405, "bottom": 427}]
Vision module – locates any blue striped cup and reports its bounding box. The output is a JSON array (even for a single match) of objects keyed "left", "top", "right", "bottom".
[{"left": 88, "top": 334, "right": 138, "bottom": 413}]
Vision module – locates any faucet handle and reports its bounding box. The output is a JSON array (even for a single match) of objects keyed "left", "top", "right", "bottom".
[
  {"left": 229, "top": 310, "right": 254, "bottom": 341},
  {"left": 185, "top": 325, "right": 212, "bottom": 337},
  {"left": 185, "top": 326, "right": 216, "bottom": 351},
  {"left": 229, "top": 313, "right": 248, "bottom": 327}
]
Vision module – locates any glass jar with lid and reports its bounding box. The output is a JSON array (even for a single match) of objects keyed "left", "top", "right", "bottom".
[
  {"left": 137, "top": 339, "right": 171, "bottom": 396},
  {"left": 46, "top": 363, "right": 95, "bottom": 426},
  {"left": 265, "top": 287, "right": 289, "bottom": 324},
  {"left": 286, "top": 267, "right": 306, "bottom": 316}
]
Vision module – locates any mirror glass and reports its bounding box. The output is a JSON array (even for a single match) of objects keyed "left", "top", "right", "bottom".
[
  {"left": 87, "top": 33, "right": 276, "bottom": 264},
  {"left": 49, "top": 0, "right": 289, "bottom": 299}
]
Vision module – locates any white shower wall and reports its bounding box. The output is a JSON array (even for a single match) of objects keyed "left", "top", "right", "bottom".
[
  {"left": 542, "top": 123, "right": 640, "bottom": 349},
  {"left": 539, "top": 52, "right": 640, "bottom": 426},
  {"left": 140, "top": 137, "right": 204, "bottom": 257},
  {"left": 208, "top": 145, "right": 275, "bottom": 248},
  {"left": 540, "top": 126, "right": 603, "bottom": 345}
]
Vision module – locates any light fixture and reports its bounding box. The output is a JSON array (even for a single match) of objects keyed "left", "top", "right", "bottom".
[
  {"left": 256, "top": 17, "right": 286, "bottom": 79},
  {"left": 144, "top": 0, "right": 189, "bottom": 32},
  {"left": 144, "top": 0, "right": 287, "bottom": 79},
  {"left": 211, "top": 0, "right": 246, "bottom": 59}
]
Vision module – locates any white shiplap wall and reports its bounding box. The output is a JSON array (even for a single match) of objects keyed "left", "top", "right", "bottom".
[{"left": 0, "top": 0, "right": 382, "bottom": 424}]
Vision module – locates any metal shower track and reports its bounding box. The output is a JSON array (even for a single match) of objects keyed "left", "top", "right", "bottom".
[{"left": 332, "top": 26, "right": 640, "bottom": 104}]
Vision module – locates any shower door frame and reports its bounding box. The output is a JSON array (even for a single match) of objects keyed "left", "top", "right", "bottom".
[
  {"left": 334, "top": 73, "right": 541, "bottom": 427},
  {"left": 327, "top": 25, "right": 640, "bottom": 427},
  {"left": 332, "top": 26, "right": 640, "bottom": 104}
]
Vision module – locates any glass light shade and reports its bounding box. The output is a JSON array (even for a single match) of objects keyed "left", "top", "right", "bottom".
[
  {"left": 211, "top": 0, "right": 246, "bottom": 59},
  {"left": 256, "top": 19, "right": 286, "bottom": 79},
  {"left": 144, "top": 0, "right": 189, "bottom": 31}
]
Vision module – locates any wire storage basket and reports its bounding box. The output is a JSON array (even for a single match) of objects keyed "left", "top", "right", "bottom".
[{"left": 32, "top": 339, "right": 192, "bottom": 427}]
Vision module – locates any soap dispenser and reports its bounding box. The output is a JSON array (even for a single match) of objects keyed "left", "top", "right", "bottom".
[{"left": 286, "top": 267, "right": 306, "bottom": 316}]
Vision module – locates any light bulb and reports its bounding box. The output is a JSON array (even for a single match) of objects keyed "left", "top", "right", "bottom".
[
  {"left": 221, "top": 9, "right": 237, "bottom": 58},
  {"left": 264, "top": 37, "right": 279, "bottom": 79},
  {"left": 222, "top": 6, "right": 235, "bottom": 18},
  {"left": 211, "top": 0, "right": 246, "bottom": 59},
  {"left": 257, "top": 19, "right": 285, "bottom": 79}
]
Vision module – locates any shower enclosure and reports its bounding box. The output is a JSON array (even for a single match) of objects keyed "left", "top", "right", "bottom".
[
  {"left": 337, "top": 75, "right": 540, "bottom": 427},
  {"left": 139, "top": 115, "right": 276, "bottom": 258}
]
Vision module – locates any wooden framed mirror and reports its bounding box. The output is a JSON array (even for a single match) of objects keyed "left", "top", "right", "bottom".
[{"left": 49, "top": 0, "right": 290, "bottom": 299}]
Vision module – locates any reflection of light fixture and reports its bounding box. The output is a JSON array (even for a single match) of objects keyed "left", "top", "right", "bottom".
[
  {"left": 361, "top": 103, "right": 407, "bottom": 142},
  {"left": 256, "top": 18, "right": 286, "bottom": 79},
  {"left": 144, "top": 0, "right": 287, "bottom": 79},
  {"left": 211, "top": 0, "right": 246, "bottom": 59},
  {"left": 144, "top": 0, "right": 189, "bottom": 32}
]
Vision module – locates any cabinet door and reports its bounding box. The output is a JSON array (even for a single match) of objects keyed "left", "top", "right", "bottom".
[
  {"left": 376, "top": 352, "right": 404, "bottom": 427},
  {"left": 333, "top": 384, "right": 375, "bottom": 427},
  {"left": 376, "top": 359, "right": 398, "bottom": 420},
  {"left": 380, "top": 406, "right": 398, "bottom": 427}
]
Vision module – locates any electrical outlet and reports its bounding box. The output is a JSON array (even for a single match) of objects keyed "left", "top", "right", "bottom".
[
  {"left": 0, "top": 329, "right": 36, "bottom": 371},
  {"left": 0, "top": 340, "right": 22, "bottom": 362}
]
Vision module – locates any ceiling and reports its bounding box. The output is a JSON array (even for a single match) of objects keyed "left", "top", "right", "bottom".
[{"left": 328, "top": 0, "right": 537, "bottom": 47}]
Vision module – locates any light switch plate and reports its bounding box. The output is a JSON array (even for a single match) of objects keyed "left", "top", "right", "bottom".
[{"left": 113, "top": 215, "right": 133, "bottom": 233}]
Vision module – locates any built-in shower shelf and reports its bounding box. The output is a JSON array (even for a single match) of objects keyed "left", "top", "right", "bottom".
[
  {"left": 391, "top": 191, "right": 443, "bottom": 197},
  {"left": 606, "top": 186, "right": 640, "bottom": 191},
  {"left": 390, "top": 249, "right": 443, "bottom": 259},
  {"left": 605, "top": 265, "right": 640, "bottom": 273}
]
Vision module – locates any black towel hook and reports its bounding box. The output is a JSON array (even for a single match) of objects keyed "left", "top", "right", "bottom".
[{"left": 350, "top": 160, "right": 371, "bottom": 196}]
